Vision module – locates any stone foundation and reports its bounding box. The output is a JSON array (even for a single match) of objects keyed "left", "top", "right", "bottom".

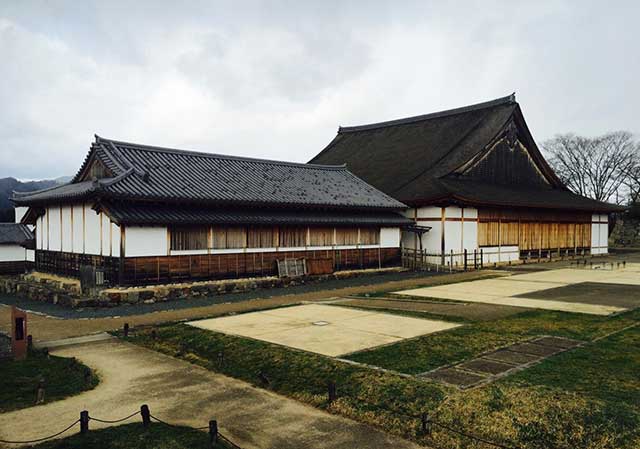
[{"left": 0, "top": 267, "right": 405, "bottom": 308}]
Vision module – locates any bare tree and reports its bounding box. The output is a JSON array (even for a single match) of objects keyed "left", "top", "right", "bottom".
[{"left": 543, "top": 131, "right": 638, "bottom": 204}]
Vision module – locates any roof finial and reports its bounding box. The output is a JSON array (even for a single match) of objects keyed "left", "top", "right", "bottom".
[{"left": 509, "top": 92, "right": 516, "bottom": 102}]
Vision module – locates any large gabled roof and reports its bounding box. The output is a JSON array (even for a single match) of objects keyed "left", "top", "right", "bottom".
[
  {"left": 310, "top": 94, "right": 622, "bottom": 212},
  {"left": 13, "top": 136, "right": 406, "bottom": 211}
]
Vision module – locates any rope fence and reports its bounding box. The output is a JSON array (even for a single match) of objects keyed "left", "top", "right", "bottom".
[{"left": 0, "top": 404, "right": 242, "bottom": 448}]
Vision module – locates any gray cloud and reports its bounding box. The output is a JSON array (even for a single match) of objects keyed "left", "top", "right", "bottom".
[{"left": 0, "top": 0, "right": 638, "bottom": 179}]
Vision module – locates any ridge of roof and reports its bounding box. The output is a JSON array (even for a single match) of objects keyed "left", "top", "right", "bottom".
[
  {"left": 337, "top": 93, "right": 516, "bottom": 134},
  {"left": 95, "top": 135, "right": 348, "bottom": 171}
]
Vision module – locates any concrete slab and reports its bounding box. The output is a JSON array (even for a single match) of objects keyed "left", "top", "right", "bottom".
[
  {"left": 394, "top": 266, "right": 637, "bottom": 315},
  {"left": 188, "top": 304, "right": 460, "bottom": 357},
  {"left": 393, "top": 288, "right": 624, "bottom": 315}
]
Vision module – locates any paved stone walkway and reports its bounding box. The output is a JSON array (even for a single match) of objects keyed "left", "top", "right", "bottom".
[
  {"left": 0, "top": 339, "right": 423, "bottom": 449},
  {"left": 422, "top": 335, "right": 583, "bottom": 388}
]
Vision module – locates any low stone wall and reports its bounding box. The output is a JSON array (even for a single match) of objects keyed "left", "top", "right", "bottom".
[{"left": 0, "top": 267, "right": 405, "bottom": 308}]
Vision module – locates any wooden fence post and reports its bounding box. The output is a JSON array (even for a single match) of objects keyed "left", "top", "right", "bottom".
[
  {"left": 80, "top": 410, "right": 89, "bottom": 434},
  {"left": 464, "top": 249, "right": 468, "bottom": 271},
  {"left": 480, "top": 249, "right": 484, "bottom": 268},
  {"left": 421, "top": 412, "right": 430, "bottom": 435},
  {"left": 123, "top": 323, "right": 129, "bottom": 338},
  {"left": 209, "top": 420, "right": 218, "bottom": 447},
  {"left": 327, "top": 380, "right": 337, "bottom": 403},
  {"left": 141, "top": 404, "right": 151, "bottom": 428}
]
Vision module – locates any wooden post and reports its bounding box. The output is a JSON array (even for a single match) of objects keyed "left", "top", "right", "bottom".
[
  {"left": 474, "top": 249, "right": 477, "bottom": 270},
  {"left": 421, "top": 412, "right": 430, "bottom": 435},
  {"left": 480, "top": 249, "right": 484, "bottom": 268},
  {"left": 141, "top": 404, "right": 151, "bottom": 428},
  {"left": 209, "top": 420, "right": 218, "bottom": 447},
  {"left": 327, "top": 380, "right": 337, "bottom": 403},
  {"left": 123, "top": 323, "right": 129, "bottom": 338},
  {"left": 80, "top": 410, "right": 89, "bottom": 434},
  {"left": 35, "top": 378, "right": 45, "bottom": 404},
  {"left": 464, "top": 249, "right": 468, "bottom": 271}
]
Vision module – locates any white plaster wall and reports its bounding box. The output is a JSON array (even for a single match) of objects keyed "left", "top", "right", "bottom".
[
  {"left": 421, "top": 220, "right": 442, "bottom": 253},
  {"left": 444, "top": 206, "right": 462, "bottom": 218},
  {"left": 416, "top": 207, "right": 442, "bottom": 218},
  {"left": 42, "top": 213, "right": 48, "bottom": 250},
  {"left": 463, "top": 221, "right": 478, "bottom": 251},
  {"left": 380, "top": 227, "right": 400, "bottom": 248},
  {"left": 61, "top": 206, "right": 72, "bottom": 253},
  {"left": 111, "top": 223, "right": 121, "bottom": 257},
  {"left": 101, "top": 213, "right": 111, "bottom": 256},
  {"left": 0, "top": 244, "right": 26, "bottom": 262},
  {"left": 35, "top": 215, "right": 42, "bottom": 250},
  {"left": 125, "top": 226, "right": 168, "bottom": 257},
  {"left": 84, "top": 209, "right": 101, "bottom": 255},
  {"left": 72, "top": 205, "right": 84, "bottom": 253},
  {"left": 48, "top": 207, "right": 62, "bottom": 251},
  {"left": 462, "top": 208, "right": 478, "bottom": 219},
  {"left": 444, "top": 221, "right": 462, "bottom": 252},
  {"left": 26, "top": 249, "right": 35, "bottom": 262},
  {"left": 14, "top": 207, "right": 28, "bottom": 224}
]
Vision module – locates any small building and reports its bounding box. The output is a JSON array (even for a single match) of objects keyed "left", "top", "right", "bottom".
[
  {"left": 0, "top": 223, "right": 34, "bottom": 275},
  {"left": 310, "top": 94, "right": 624, "bottom": 266},
  {"left": 13, "top": 136, "right": 410, "bottom": 285}
]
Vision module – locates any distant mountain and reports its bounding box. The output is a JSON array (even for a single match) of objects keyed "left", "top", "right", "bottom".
[{"left": 0, "top": 176, "right": 70, "bottom": 222}]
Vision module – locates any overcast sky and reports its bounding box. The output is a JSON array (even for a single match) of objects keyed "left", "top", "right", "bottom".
[{"left": 1, "top": 1, "right": 638, "bottom": 179}]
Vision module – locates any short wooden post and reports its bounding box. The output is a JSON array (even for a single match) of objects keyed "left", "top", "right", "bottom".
[
  {"left": 327, "top": 380, "right": 337, "bottom": 403},
  {"left": 209, "top": 420, "right": 218, "bottom": 447},
  {"left": 480, "top": 249, "right": 484, "bottom": 268},
  {"left": 421, "top": 412, "right": 431, "bottom": 435},
  {"left": 464, "top": 249, "right": 468, "bottom": 271},
  {"left": 123, "top": 323, "right": 129, "bottom": 338},
  {"left": 473, "top": 249, "right": 477, "bottom": 269},
  {"left": 27, "top": 334, "right": 33, "bottom": 353},
  {"left": 141, "top": 404, "right": 151, "bottom": 428},
  {"left": 150, "top": 329, "right": 157, "bottom": 340},
  {"left": 35, "top": 378, "right": 45, "bottom": 404},
  {"left": 80, "top": 410, "right": 89, "bottom": 434}
]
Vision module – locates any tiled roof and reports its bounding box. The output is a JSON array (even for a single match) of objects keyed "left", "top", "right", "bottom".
[
  {"left": 13, "top": 137, "right": 406, "bottom": 211},
  {"left": 310, "top": 94, "right": 621, "bottom": 212},
  {"left": 0, "top": 223, "right": 33, "bottom": 245},
  {"left": 101, "top": 201, "right": 412, "bottom": 226}
]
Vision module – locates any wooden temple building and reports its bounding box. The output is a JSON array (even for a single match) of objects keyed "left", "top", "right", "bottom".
[
  {"left": 13, "top": 136, "right": 409, "bottom": 285},
  {"left": 311, "top": 94, "right": 624, "bottom": 266}
]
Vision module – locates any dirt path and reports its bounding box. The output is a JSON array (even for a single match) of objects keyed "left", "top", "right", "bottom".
[
  {"left": 0, "top": 271, "right": 501, "bottom": 342},
  {"left": 0, "top": 339, "right": 423, "bottom": 449}
]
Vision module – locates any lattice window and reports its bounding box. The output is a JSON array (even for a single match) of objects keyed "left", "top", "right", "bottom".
[
  {"left": 279, "top": 227, "right": 307, "bottom": 247},
  {"left": 170, "top": 226, "right": 208, "bottom": 250},
  {"left": 335, "top": 228, "right": 359, "bottom": 245},
  {"left": 309, "top": 227, "right": 334, "bottom": 246},
  {"left": 359, "top": 227, "right": 380, "bottom": 244}
]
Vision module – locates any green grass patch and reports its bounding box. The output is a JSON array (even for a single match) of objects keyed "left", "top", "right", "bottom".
[
  {"left": 507, "top": 324, "right": 640, "bottom": 408},
  {"left": 25, "top": 422, "right": 234, "bottom": 449},
  {"left": 0, "top": 350, "right": 98, "bottom": 413},
  {"left": 126, "top": 309, "right": 640, "bottom": 449},
  {"left": 346, "top": 309, "right": 640, "bottom": 374}
]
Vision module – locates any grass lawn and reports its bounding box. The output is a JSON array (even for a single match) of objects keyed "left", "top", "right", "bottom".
[
  {"left": 345, "top": 308, "right": 640, "bottom": 373},
  {"left": 0, "top": 350, "right": 98, "bottom": 413},
  {"left": 125, "top": 306, "right": 640, "bottom": 449},
  {"left": 25, "top": 422, "right": 235, "bottom": 449}
]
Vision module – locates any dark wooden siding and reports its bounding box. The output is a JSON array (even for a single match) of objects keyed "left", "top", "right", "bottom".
[
  {"left": 464, "top": 138, "right": 550, "bottom": 188},
  {"left": 121, "top": 248, "right": 399, "bottom": 285},
  {"left": 33, "top": 248, "right": 400, "bottom": 286}
]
